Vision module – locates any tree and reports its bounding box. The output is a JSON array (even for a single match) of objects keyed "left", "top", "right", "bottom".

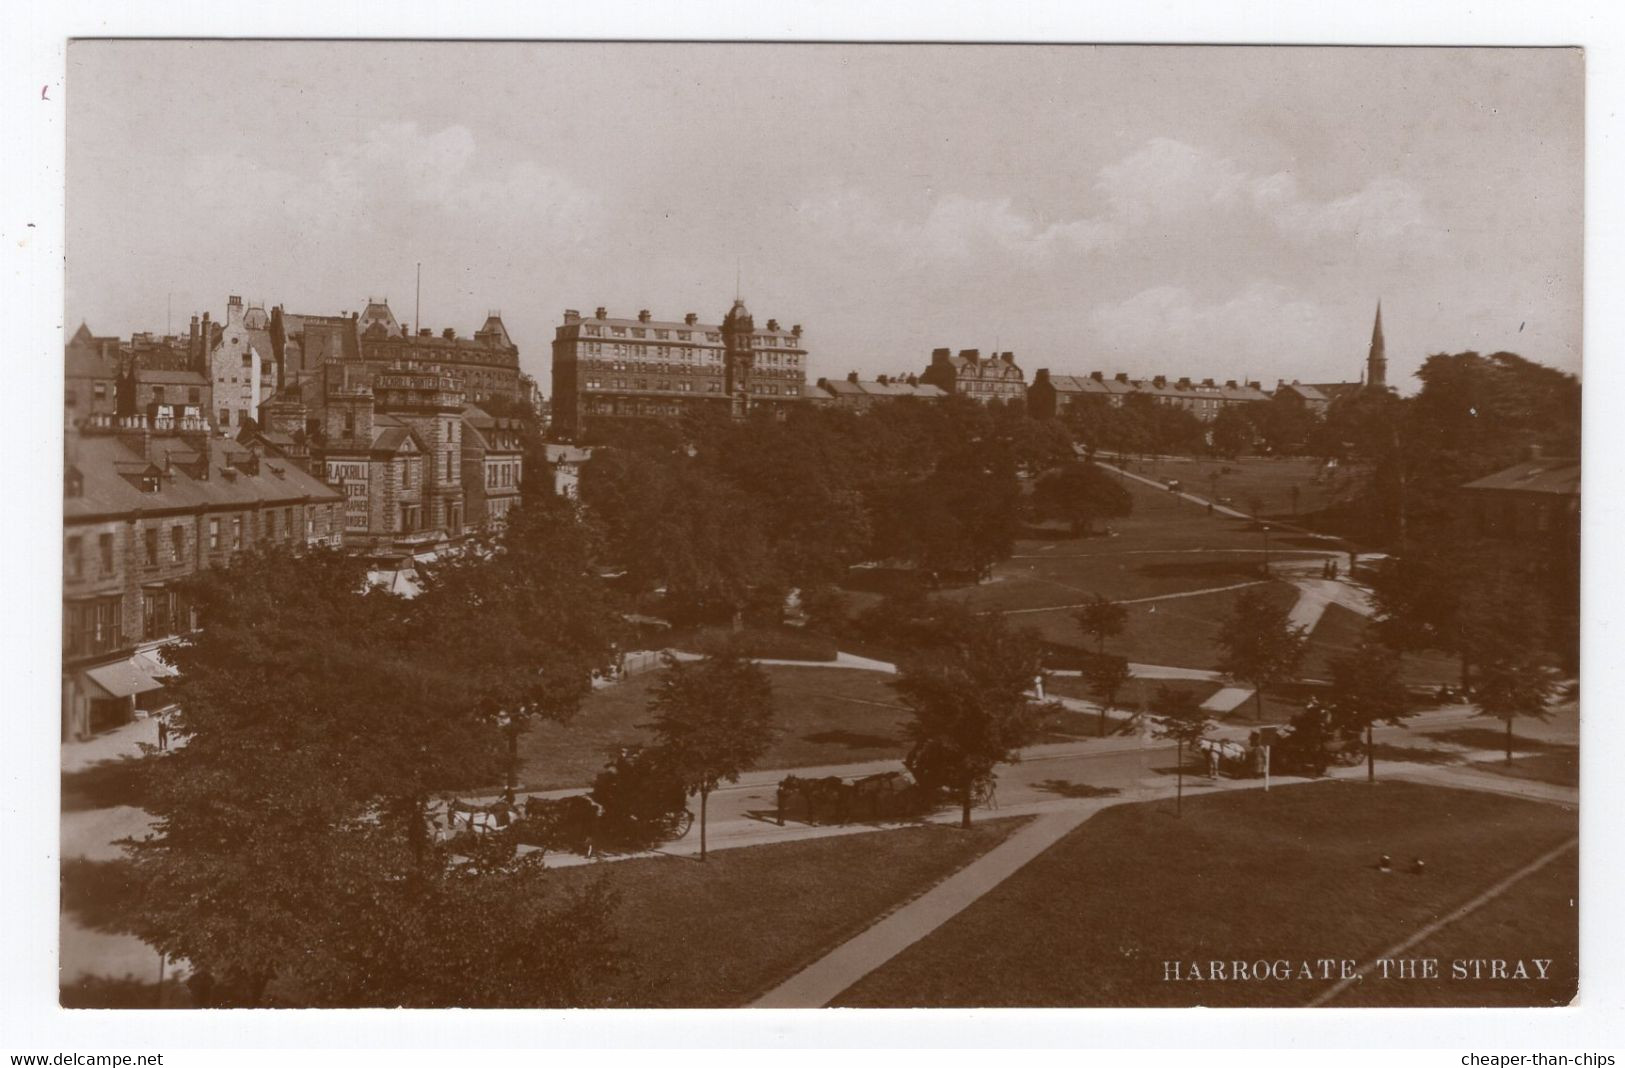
[
  {"left": 1075, "top": 593, "right": 1128, "bottom": 655},
  {"left": 1082, "top": 653, "right": 1133, "bottom": 737},
  {"left": 1215, "top": 588, "right": 1309, "bottom": 722},
  {"left": 891, "top": 613, "right": 1045, "bottom": 828},
  {"left": 1322, "top": 640, "right": 1412, "bottom": 783},
  {"left": 1460, "top": 575, "right": 1557, "bottom": 762},
  {"left": 415, "top": 494, "right": 623, "bottom": 796},
  {"left": 646, "top": 651, "right": 776, "bottom": 859},
  {"left": 123, "top": 547, "right": 620, "bottom": 1006},
  {"left": 1031, "top": 461, "right": 1134, "bottom": 535},
  {"left": 1211, "top": 405, "right": 1254, "bottom": 458},
  {"left": 1151, "top": 686, "right": 1212, "bottom": 818}
]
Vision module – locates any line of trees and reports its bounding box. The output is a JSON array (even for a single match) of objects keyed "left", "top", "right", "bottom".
[{"left": 579, "top": 397, "right": 1077, "bottom": 624}]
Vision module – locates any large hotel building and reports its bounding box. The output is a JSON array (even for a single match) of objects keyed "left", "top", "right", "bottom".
[{"left": 549, "top": 300, "right": 808, "bottom": 439}]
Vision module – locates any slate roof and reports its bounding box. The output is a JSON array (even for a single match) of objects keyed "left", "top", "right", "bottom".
[
  {"left": 1461, "top": 459, "right": 1581, "bottom": 497},
  {"left": 1276, "top": 382, "right": 1330, "bottom": 403},
  {"left": 64, "top": 431, "right": 342, "bottom": 523}
]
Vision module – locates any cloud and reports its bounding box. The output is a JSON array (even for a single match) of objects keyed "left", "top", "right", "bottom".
[
  {"left": 794, "top": 136, "right": 1430, "bottom": 281},
  {"left": 183, "top": 122, "right": 598, "bottom": 244},
  {"left": 1088, "top": 282, "right": 1342, "bottom": 382}
]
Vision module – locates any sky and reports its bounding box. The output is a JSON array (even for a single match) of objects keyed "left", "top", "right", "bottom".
[{"left": 66, "top": 42, "right": 1583, "bottom": 395}]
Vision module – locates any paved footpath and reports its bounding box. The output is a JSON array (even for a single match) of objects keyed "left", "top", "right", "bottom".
[
  {"left": 750, "top": 744, "right": 1576, "bottom": 1008},
  {"left": 751, "top": 803, "right": 1108, "bottom": 1007}
]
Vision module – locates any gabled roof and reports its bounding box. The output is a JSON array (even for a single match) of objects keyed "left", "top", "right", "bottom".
[
  {"left": 371, "top": 425, "right": 421, "bottom": 454},
  {"left": 64, "top": 431, "right": 342, "bottom": 522},
  {"left": 1276, "top": 382, "right": 1329, "bottom": 403},
  {"left": 1461, "top": 459, "right": 1580, "bottom": 496}
]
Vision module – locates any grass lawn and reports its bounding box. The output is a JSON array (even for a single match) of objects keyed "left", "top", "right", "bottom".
[
  {"left": 1322, "top": 843, "right": 1578, "bottom": 1007},
  {"left": 518, "top": 666, "right": 911, "bottom": 789},
  {"left": 1006, "top": 581, "right": 1300, "bottom": 672},
  {"left": 945, "top": 550, "right": 1321, "bottom": 617},
  {"left": 1014, "top": 473, "right": 1287, "bottom": 556},
  {"left": 833, "top": 780, "right": 1577, "bottom": 1007},
  {"left": 1470, "top": 750, "right": 1579, "bottom": 788},
  {"left": 1118, "top": 455, "right": 1369, "bottom": 523},
  {"left": 1047, "top": 675, "right": 1221, "bottom": 711},
  {"left": 553, "top": 817, "right": 1031, "bottom": 1007}
]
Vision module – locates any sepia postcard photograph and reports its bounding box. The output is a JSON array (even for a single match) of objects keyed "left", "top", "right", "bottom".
[{"left": 29, "top": 24, "right": 1601, "bottom": 1036}]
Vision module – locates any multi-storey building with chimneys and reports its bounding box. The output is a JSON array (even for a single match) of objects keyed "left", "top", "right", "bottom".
[
  {"left": 62, "top": 412, "right": 344, "bottom": 740},
  {"left": 549, "top": 300, "right": 808, "bottom": 440},
  {"left": 920, "top": 348, "right": 1027, "bottom": 404}
]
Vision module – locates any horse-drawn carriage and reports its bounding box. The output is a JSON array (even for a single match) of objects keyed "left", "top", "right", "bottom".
[
  {"left": 776, "top": 769, "right": 934, "bottom": 825},
  {"left": 442, "top": 745, "right": 693, "bottom": 859}
]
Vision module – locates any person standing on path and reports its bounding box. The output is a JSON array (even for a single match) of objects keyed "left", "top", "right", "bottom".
[{"left": 156, "top": 717, "right": 169, "bottom": 751}]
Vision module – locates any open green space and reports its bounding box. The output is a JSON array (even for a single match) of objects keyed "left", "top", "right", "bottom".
[
  {"left": 945, "top": 551, "right": 1316, "bottom": 616},
  {"left": 1115, "top": 455, "right": 1368, "bottom": 523},
  {"left": 833, "top": 780, "right": 1577, "bottom": 1007},
  {"left": 1014, "top": 472, "right": 1287, "bottom": 555},
  {"left": 518, "top": 666, "right": 911, "bottom": 789},
  {"left": 1323, "top": 843, "right": 1578, "bottom": 1007},
  {"left": 551, "top": 816, "right": 1031, "bottom": 1007},
  {"left": 1009, "top": 581, "right": 1300, "bottom": 673},
  {"left": 1469, "top": 750, "right": 1579, "bottom": 788},
  {"left": 1046, "top": 675, "right": 1221, "bottom": 714},
  {"left": 1303, "top": 602, "right": 1460, "bottom": 690}
]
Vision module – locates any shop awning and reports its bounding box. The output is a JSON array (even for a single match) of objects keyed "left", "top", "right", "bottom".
[{"left": 83, "top": 656, "right": 170, "bottom": 699}]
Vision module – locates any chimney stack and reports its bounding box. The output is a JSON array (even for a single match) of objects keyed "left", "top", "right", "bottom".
[
  {"left": 638, "top": 309, "right": 651, "bottom": 323},
  {"left": 847, "top": 371, "right": 860, "bottom": 383},
  {"left": 685, "top": 313, "right": 699, "bottom": 326},
  {"left": 959, "top": 349, "right": 980, "bottom": 363},
  {"left": 932, "top": 347, "right": 951, "bottom": 363},
  {"left": 766, "top": 318, "right": 779, "bottom": 332},
  {"left": 595, "top": 307, "right": 607, "bottom": 320},
  {"left": 1001, "top": 351, "right": 1014, "bottom": 363},
  {"left": 1177, "top": 377, "right": 1192, "bottom": 389},
  {"left": 1090, "top": 371, "right": 1104, "bottom": 382},
  {"left": 1115, "top": 372, "right": 1129, "bottom": 383},
  {"left": 563, "top": 309, "right": 580, "bottom": 323}
]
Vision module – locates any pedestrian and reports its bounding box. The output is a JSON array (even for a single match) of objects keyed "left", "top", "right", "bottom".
[
  {"left": 156, "top": 716, "right": 169, "bottom": 751},
  {"left": 1206, "top": 746, "right": 1220, "bottom": 781}
]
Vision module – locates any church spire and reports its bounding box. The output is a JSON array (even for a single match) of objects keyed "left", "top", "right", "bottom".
[{"left": 1367, "top": 301, "right": 1387, "bottom": 390}]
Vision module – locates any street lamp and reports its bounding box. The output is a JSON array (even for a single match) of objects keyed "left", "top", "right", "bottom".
[{"left": 1260, "top": 523, "right": 1271, "bottom": 575}]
